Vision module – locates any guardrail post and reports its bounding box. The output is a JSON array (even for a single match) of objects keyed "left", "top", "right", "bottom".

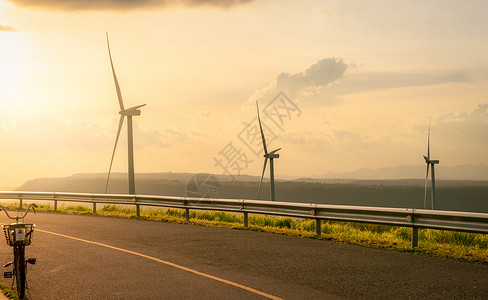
[
  {"left": 243, "top": 212, "right": 248, "bottom": 228},
  {"left": 132, "top": 196, "right": 140, "bottom": 217},
  {"left": 185, "top": 208, "right": 190, "bottom": 223},
  {"left": 93, "top": 202, "right": 97, "bottom": 214},
  {"left": 411, "top": 227, "right": 418, "bottom": 248},
  {"left": 19, "top": 198, "right": 23, "bottom": 209},
  {"left": 316, "top": 219, "right": 322, "bottom": 236},
  {"left": 53, "top": 193, "right": 57, "bottom": 211}
]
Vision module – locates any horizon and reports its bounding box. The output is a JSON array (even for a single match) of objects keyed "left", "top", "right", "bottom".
[
  {"left": 5, "top": 163, "right": 488, "bottom": 191},
  {"left": 1, "top": 1, "right": 488, "bottom": 188}
]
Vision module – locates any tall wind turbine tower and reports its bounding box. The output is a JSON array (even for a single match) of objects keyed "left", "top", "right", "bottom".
[
  {"left": 105, "top": 33, "right": 146, "bottom": 195},
  {"left": 256, "top": 101, "right": 281, "bottom": 201},
  {"left": 423, "top": 120, "right": 439, "bottom": 210}
]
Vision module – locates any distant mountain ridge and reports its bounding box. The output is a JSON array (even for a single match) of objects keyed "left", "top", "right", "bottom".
[
  {"left": 12, "top": 171, "right": 488, "bottom": 213},
  {"left": 15, "top": 165, "right": 488, "bottom": 194},
  {"left": 321, "top": 164, "right": 488, "bottom": 181},
  {"left": 16, "top": 172, "right": 262, "bottom": 194}
]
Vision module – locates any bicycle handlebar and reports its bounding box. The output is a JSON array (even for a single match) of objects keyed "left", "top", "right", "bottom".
[{"left": 0, "top": 203, "right": 37, "bottom": 222}]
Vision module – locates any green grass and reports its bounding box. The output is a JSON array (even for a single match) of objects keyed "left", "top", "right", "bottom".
[
  {"left": 3, "top": 202, "right": 488, "bottom": 264},
  {"left": 0, "top": 282, "right": 18, "bottom": 300}
]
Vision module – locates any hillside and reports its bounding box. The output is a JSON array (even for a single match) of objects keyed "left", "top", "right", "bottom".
[
  {"left": 322, "top": 164, "right": 488, "bottom": 180},
  {"left": 14, "top": 172, "right": 488, "bottom": 213}
]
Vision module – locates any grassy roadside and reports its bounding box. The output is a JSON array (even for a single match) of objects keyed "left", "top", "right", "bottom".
[
  {"left": 2, "top": 202, "right": 488, "bottom": 264},
  {"left": 0, "top": 282, "right": 17, "bottom": 300}
]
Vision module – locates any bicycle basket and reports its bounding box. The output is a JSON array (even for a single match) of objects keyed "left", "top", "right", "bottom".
[{"left": 2, "top": 224, "right": 35, "bottom": 246}]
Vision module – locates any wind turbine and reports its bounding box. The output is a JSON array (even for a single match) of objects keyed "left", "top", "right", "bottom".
[
  {"left": 423, "top": 119, "right": 439, "bottom": 210},
  {"left": 256, "top": 101, "right": 280, "bottom": 201},
  {"left": 105, "top": 33, "right": 146, "bottom": 195}
]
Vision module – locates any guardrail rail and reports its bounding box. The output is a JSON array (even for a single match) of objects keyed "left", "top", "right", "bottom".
[{"left": 1, "top": 191, "right": 487, "bottom": 248}]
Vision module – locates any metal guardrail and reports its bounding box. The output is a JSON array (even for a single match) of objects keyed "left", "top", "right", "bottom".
[{"left": 1, "top": 191, "right": 487, "bottom": 248}]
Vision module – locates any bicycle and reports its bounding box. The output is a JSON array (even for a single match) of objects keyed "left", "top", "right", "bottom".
[{"left": 0, "top": 203, "right": 37, "bottom": 299}]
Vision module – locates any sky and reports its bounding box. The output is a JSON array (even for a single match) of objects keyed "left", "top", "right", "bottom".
[{"left": 1, "top": 0, "right": 488, "bottom": 188}]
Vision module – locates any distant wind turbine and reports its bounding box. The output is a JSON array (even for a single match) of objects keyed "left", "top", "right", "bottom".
[
  {"left": 256, "top": 101, "right": 280, "bottom": 201},
  {"left": 423, "top": 119, "right": 439, "bottom": 210},
  {"left": 105, "top": 33, "right": 146, "bottom": 194}
]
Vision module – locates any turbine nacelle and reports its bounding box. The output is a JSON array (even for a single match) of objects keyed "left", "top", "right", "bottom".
[
  {"left": 423, "top": 155, "right": 439, "bottom": 165},
  {"left": 265, "top": 148, "right": 281, "bottom": 159},
  {"left": 120, "top": 104, "right": 147, "bottom": 116}
]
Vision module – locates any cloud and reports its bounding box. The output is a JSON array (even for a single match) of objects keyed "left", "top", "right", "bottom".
[
  {"left": 159, "top": 128, "right": 188, "bottom": 144},
  {"left": 281, "top": 131, "right": 330, "bottom": 148},
  {"left": 247, "top": 57, "right": 348, "bottom": 104},
  {"left": 197, "top": 111, "right": 211, "bottom": 118},
  {"left": 330, "top": 129, "right": 392, "bottom": 153},
  {"left": 324, "top": 104, "right": 488, "bottom": 156},
  {"left": 0, "top": 115, "right": 169, "bottom": 155},
  {"left": 275, "top": 58, "right": 349, "bottom": 96},
  {"left": 434, "top": 103, "right": 488, "bottom": 147},
  {"left": 7, "top": 0, "right": 254, "bottom": 11},
  {"left": 331, "top": 70, "right": 469, "bottom": 95},
  {"left": 1, "top": 115, "right": 106, "bottom": 154},
  {"left": 0, "top": 24, "right": 18, "bottom": 32}
]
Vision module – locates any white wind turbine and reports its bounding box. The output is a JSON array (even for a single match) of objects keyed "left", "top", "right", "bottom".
[
  {"left": 423, "top": 119, "right": 439, "bottom": 210},
  {"left": 256, "top": 101, "right": 281, "bottom": 201},
  {"left": 105, "top": 33, "right": 146, "bottom": 194}
]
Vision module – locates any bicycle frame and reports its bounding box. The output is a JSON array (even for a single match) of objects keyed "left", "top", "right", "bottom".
[{"left": 1, "top": 203, "right": 37, "bottom": 299}]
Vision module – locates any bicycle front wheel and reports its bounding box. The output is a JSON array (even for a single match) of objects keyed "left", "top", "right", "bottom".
[{"left": 14, "top": 246, "right": 26, "bottom": 299}]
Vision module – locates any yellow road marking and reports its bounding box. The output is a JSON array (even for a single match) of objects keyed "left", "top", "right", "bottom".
[{"left": 37, "top": 229, "right": 282, "bottom": 300}]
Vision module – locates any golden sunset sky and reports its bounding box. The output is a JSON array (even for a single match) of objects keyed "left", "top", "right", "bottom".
[{"left": 1, "top": 0, "right": 487, "bottom": 188}]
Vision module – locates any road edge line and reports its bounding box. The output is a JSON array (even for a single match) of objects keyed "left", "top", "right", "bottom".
[{"left": 37, "top": 229, "right": 282, "bottom": 300}]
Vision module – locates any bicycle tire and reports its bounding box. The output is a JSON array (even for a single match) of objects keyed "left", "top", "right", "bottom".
[{"left": 14, "top": 246, "right": 26, "bottom": 299}]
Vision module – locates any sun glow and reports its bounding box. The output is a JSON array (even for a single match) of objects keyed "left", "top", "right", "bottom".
[
  {"left": 1, "top": 0, "right": 488, "bottom": 189},
  {"left": 0, "top": 33, "right": 36, "bottom": 113}
]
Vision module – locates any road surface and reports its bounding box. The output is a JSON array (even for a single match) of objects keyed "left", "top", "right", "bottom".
[{"left": 0, "top": 211, "right": 487, "bottom": 299}]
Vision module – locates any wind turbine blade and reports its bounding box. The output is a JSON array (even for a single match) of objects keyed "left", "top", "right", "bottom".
[
  {"left": 427, "top": 118, "right": 431, "bottom": 160},
  {"left": 257, "top": 157, "right": 268, "bottom": 199},
  {"left": 126, "top": 104, "right": 147, "bottom": 111},
  {"left": 105, "top": 115, "right": 125, "bottom": 193},
  {"left": 269, "top": 148, "right": 281, "bottom": 155},
  {"left": 106, "top": 33, "right": 125, "bottom": 112},
  {"left": 424, "top": 163, "right": 430, "bottom": 209},
  {"left": 256, "top": 101, "right": 268, "bottom": 155}
]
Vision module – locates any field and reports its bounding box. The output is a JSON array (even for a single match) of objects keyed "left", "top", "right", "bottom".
[{"left": 17, "top": 174, "right": 488, "bottom": 213}]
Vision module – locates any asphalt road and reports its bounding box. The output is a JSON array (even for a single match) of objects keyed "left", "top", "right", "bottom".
[{"left": 0, "top": 211, "right": 487, "bottom": 299}]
